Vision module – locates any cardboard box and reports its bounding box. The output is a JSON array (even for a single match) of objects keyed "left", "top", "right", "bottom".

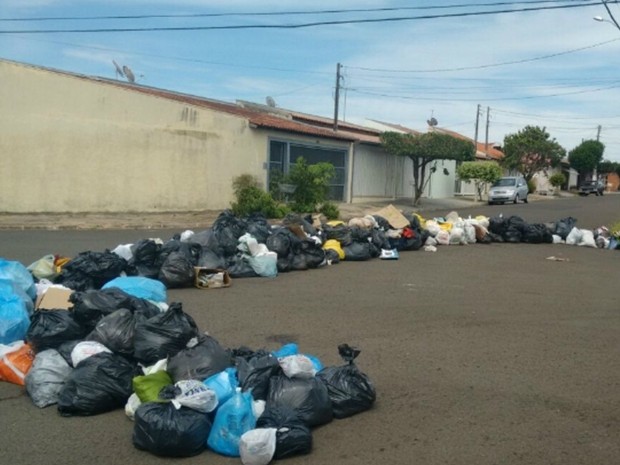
[
  {"left": 36, "top": 287, "right": 74, "bottom": 310},
  {"left": 194, "top": 268, "right": 232, "bottom": 289},
  {"left": 372, "top": 204, "right": 410, "bottom": 229}
]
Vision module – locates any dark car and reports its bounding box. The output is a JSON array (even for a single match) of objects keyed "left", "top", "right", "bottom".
[{"left": 578, "top": 180, "right": 605, "bottom": 196}]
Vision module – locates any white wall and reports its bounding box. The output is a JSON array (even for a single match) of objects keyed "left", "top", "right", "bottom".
[{"left": 0, "top": 61, "right": 267, "bottom": 212}]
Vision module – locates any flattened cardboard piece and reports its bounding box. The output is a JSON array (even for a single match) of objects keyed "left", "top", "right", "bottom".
[
  {"left": 36, "top": 287, "right": 73, "bottom": 310},
  {"left": 194, "top": 267, "right": 232, "bottom": 289},
  {"left": 372, "top": 204, "right": 410, "bottom": 229}
]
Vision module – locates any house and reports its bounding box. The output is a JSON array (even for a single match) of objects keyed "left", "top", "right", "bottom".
[{"left": 1, "top": 58, "right": 487, "bottom": 214}]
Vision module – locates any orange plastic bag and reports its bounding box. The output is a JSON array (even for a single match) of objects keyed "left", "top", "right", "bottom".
[{"left": 0, "top": 341, "right": 35, "bottom": 386}]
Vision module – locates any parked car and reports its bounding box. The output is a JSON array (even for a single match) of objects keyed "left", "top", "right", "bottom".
[
  {"left": 487, "top": 176, "right": 529, "bottom": 205},
  {"left": 578, "top": 180, "right": 605, "bottom": 196}
]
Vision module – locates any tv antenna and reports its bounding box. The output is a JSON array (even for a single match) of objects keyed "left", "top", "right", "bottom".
[
  {"left": 265, "top": 96, "right": 277, "bottom": 108},
  {"left": 122, "top": 65, "right": 136, "bottom": 83},
  {"left": 427, "top": 110, "right": 438, "bottom": 127},
  {"left": 112, "top": 60, "right": 124, "bottom": 80}
]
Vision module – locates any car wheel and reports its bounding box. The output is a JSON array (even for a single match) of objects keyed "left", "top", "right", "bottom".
[
  {"left": 514, "top": 195, "right": 519, "bottom": 204},
  {"left": 488, "top": 201, "right": 494, "bottom": 205},
  {"left": 600, "top": 191, "right": 604, "bottom": 196},
  {"left": 523, "top": 195, "right": 528, "bottom": 204}
]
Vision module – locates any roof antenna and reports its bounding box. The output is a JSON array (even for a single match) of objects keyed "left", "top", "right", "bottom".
[
  {"left": 112, "top": 60, "right": 124, "bottom": 80},
  {"left": 122, "top": 65, "right": 136, "bottom": 83}
]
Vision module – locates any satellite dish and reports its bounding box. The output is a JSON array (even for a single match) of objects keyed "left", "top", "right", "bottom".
[
  {"left": 266, "top": 96, "right": 277, "bottom": 108},
  {"left": 112, "top": 60, "right": 124, "bottom": 79},
  {"left": 427, "top": 117, "right": 438, "bottom": 127},
  {"left": 122, "top": 65, "right": 135, "bottom": 83}
]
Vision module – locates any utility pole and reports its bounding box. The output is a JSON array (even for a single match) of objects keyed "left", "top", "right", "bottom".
[
  {"left": 597, "top": 124, "right": 602, "bottom": 141},
  {"left": 474, "top": 104, "right": 481, "bottom": 150},
  {"left": 484, "top": 106, "right": 490, "bottom": 156},
  {"left": 333, "top": 62, "right": 342, "bottom": 131}
]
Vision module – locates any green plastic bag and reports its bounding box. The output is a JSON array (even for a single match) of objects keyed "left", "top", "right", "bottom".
[
  {"left": 133, "top": 371, "right": 173, "bottom": 403},
  {"left": 27, "top": 255, "right": 58, "bottom": 281}
]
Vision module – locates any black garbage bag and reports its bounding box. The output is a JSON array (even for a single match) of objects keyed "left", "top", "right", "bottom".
[
  {"left": 403, "top": 211, "right": 423, "bottom": 230},
  {"left": 87, "top": 308, "right": 137, "bottom": 356},
  {"left": 56, "top": 339, "right": 82, "bottom": 367},
  {"left": 317, "top": 343, "right": 376, "bottom": 419},
  {"left": 133, "top": 302, "right": 199, "bottom": 365},
  {"left": 488, "top": 216, "right": 508, "bottom": 236},
  {"left": 212, "top": 210, "right": 248, "bottom": 257},
  {"left": 197, "top": 248, "right": 227, "bottom": 270},
  {"left": 350, "top": 227, "right": 372, "bottom": 243},
  {"left": 70, "top": 287, "right": 137, "bottom": 331},
  {"left": 372, "top": 215, "right": 391, "bottom": 231},
  {"left": 266, "top": 228, "right": 294, "bottom": 257},
  {"left": 167, "top": 334, "right": 232, "bottom": 382},
  {"left": 397, "top": 227, "right": 427, "bottom": 251},
  {"left": 322, "top": 224, "right": 352, "bottom": 246},
  {"left": 554, "top": 216, "right": 577, "bottom": 240},
  {"left": 266, "top": 375, "right": 333, "bottom": 427},
  {"left": 299, "top": 240, "right": 325, "bottom": 269},
  {"left": 55, "top": 250, "right": 127, "bottom": 291},
  {"left": 504, "top": 216, "right": 526, "bottom": 243},
  {"left": 57, "top": 352, "right": 137, "bottom": 416},
  {"left": 282, "top": 213, "right": 317, "bottom": 237},
  {"left": 157, "top": 240, "right": 201, "bottom": 268},
  {"left": 256, "top": 406, "right": 312, "bottom": 459},
  {"left": 191, "top": 229, "right": 226, "bottom": 258},
  {"left": 133, "top": 402, "right": 212, "bottom": 457},
  {"left": 245, "top": 213, "right": 272, "bottom": 244},
  {"left": 522, "top": 223, "right": 554, "bottom": 244},
  {"left": 158, "top": 251, "right": 196, "bottom": 288},
  {"left": 343, "top": 241, "right": 373, "bottom": 261},
  {"left": 227, "top": 255, "right": 259, "bottom": 278},
  {"left": 236, "top": 351, "right": 282, "bottom": 401},
  {"left": 27, "top": 310, "right": 88, "bottom": 353},
  {"left": 370, "top": 229, "right": 391, "bottom": 250},
  {"left": 324, "top": 249, "right": 340, "bottom": 264},
  {"left": 129, "top": 239, "right": 162, "bottom": 278}
]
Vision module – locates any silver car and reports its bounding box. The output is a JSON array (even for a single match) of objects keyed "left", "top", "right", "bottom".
[{"left": 487, "top": 176, "right": 529, "bottom": 205}]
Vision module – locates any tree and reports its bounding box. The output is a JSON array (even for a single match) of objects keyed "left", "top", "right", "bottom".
[
  {"left": 568, "top": 139, "right": 605, "bottom": 176},
  {"left": 548, "top": 172, "right": 566, "bottom": 194},
  {"left": 456, "top": 161, "right": 502, "bottom": 201},
  {"left": 597, "top": 159, "right": 617, "bottom": 175},
  {"left": 501, "top": 126, "right": 565, "bottom": 182},
  {"left": 380, "top": 131, "right": 476, "bottom": 206},
  {"left": 286, "top": 157, "right": 335, "bottom": 213}
]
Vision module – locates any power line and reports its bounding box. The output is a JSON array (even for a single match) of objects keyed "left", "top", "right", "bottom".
[
  {"left": 0, "top": 1, "right": 595, "bottom": 22},
  {"left": 0, "top": 2, "right": 599, "bottom": 34},
  {"left": 345, "top": 38, "right": 620, "bottom": 74}
]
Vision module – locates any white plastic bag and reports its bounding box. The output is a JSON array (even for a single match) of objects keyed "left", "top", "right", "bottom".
[
  {"left": 125, "top": 392, "right": 142, "bottom": 420},
  {"left": 141, "top": 358, "right": 168, "bottom": 375},
  {"left": 171, "top": 379, "right": 218, "bottom": 413},
  {"left": 25, "top": 349, "right": 72, "bottom": 408},
  {"left": 436, "top": 229, "right": 450, "bottom": 245},
  {"left": 71, "top": 341, "right": 112, "bottom": 367},
  {"left": 565, "top": 227, "right": 583, "bottom": 245},
  {"left": 111, "top": 244, "right": 134, "bottom": 261},
  {"left": 239, "top": 428, "right": 277, "bottom": 465},
  {"left": 27, "top": 255, "right": 57, "bottom": 281},
  {"left": 279, "top": 354, "right": 317, "bottom": 379},
  {"left": 577, "top": 230, "right": 596, "bottom": 248}
]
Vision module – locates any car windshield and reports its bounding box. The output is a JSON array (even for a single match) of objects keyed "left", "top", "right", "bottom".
[{"left": 493, "top": 178, "right": 516, "bottom": 187}]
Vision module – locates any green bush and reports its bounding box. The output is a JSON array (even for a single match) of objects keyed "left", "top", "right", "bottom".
[
  {"left": 527, "top": 179, "right": 537, "bottom": 194},
  {"left": 286, "top": 157, "right": 336, "bottom": 213},
  {"left": 230, "top": 174, "right": 289, "bottom": 218},
  {"left": 548, "top": 172, "right": 566, "bottom": 189},
  {"left": 319, "top": 201, "right": 340, "bottom": 220}
]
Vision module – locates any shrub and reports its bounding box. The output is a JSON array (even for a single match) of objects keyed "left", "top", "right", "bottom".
[
  {"left": 319, "top": 201, "right": 340, "bottom": 220},
  {"left": 286, "top": 158, "right": 336, "bottom": 214},
  {"left": 230, "top": 174, "right": 289, "bottom": 218},
  {"left": 548, "top": 173, "right": 566, "bottom": 189},
  {"left": 527, "top": 179, "right": 537, "bottom": 194}
]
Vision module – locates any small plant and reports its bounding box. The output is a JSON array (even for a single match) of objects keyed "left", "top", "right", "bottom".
[
  {"left": 548, "top": 172, "right": 566, "bottom": 190},
  {"left": 319, "top": 201, "right": 340, "bottom": 220},
  {"left": 527, "top": 178, "right": 537, "bottom": 194},
  {"left": 609, "top": 220, "right": 620, "bottom": 239},
  {"left": 230, "top": 174, "right": 289, "bottom": 218},
  {"left": 286, "top": 157, "right": 336, "bottom": 214}
]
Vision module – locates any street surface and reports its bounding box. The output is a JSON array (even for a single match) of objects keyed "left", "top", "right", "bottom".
[{"left": 1, "top": 194, "right": 619, "bottom": 465}]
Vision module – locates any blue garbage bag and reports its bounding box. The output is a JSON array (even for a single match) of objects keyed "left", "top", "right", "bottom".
[
  {"left": 207, "top": 389, "right": 256, "bottom": 457},
  {"left": 0, "top": 279, "right": 34, "bottom": 315},
  {"left": 0, "top": 289, "right": 30, "bottom": 344},
  {"left": 102, "top": 276, "right": 167, "bottom": 303},
  {"left": 0, "top": 259, "right": 36, "bottom": 300},
  {"left": 204, "top": 367, "right": 238, "bottom": 406}
]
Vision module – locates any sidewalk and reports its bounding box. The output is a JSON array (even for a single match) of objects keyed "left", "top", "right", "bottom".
[{"left": 0, "top": 195, "right": 558, "bottom": 231}]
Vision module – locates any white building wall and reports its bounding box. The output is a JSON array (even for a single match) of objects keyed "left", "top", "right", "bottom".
[{"left": 0, "top": 60, "right": 265, "bottom": 212}]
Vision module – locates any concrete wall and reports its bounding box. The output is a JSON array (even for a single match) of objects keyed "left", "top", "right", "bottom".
[{"left": 0, "top": 60, "right": 268, "bottom": 212}]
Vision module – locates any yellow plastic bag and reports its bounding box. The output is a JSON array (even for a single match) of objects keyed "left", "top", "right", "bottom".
[{"left": 322, "top": 240, "right": 345, "bottom": 259}]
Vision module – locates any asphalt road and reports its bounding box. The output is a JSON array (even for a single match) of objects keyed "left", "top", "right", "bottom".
[{"left": 1, "top": 194, "right": 619, "bottom": 465}]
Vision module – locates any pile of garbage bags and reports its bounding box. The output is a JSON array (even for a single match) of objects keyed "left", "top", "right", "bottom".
[{"left": 0, "top": 272, "right": 376, "bottom": 463}]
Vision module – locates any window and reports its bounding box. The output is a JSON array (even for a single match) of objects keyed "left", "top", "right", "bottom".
[{"left": 268, "top": 139, "right": 347, "bottom": 201}]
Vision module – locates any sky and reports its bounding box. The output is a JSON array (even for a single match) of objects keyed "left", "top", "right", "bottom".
[{"left": 2, "top": 0, "right": 620, "bottom": 162}]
